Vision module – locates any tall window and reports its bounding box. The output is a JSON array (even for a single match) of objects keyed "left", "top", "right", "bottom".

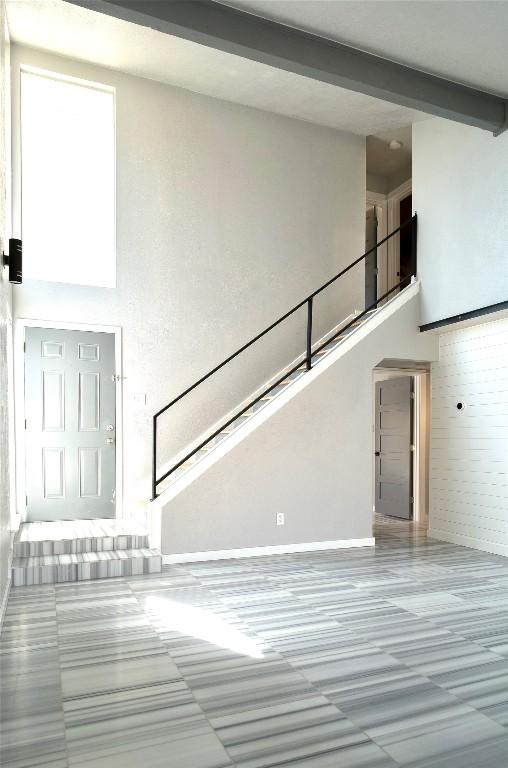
[{"left": 21, "top": 68, "right": 116, "bottom": 287}]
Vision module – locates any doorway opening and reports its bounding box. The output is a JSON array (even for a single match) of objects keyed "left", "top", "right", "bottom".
[
  {"left": 372, "top": 362, "right": 429, "bottom": 527},
  {"left": 365, "top": 204, "right": 381, "bottom": 307},
  {"left": 366, "top": 125, "right": 412, "bottom": 304},
  {"left": 398, "top": 193, "right": 413, "bottom": 289},
  {"left": 15, "top": 319, "right": 123, "bottom": 522}
]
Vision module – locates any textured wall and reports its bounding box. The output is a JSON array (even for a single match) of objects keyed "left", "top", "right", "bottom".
[
  {"left": 429, "top": 316, "right": 508, "bottom": 556},
  {"left": 11, "top": 45, "right": 366, "bottom": 513},
  {"left": 161, "top": 289, "right": 438, "bottom": 555},
  {"left": 0, "top": 0, "right": 12, "bottom": 623},
  {"left": 413, "top": 118, "right": 508, "bottom": 325}
]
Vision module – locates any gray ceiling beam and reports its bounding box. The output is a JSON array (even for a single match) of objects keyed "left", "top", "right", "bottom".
[{"left": 67, "top": 0, "right": 507, "bottom": 135}]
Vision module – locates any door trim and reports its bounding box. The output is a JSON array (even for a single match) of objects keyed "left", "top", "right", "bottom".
[
  {"left": 14, "top": 318, "right": 123, "bottom": 522},
  {"left": 372, "top": 367, "right": 429, "bottom": 524}
]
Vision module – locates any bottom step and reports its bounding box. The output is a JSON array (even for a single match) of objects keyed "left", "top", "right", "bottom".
[{"left": 12, "top": 548, "right": 162, "bottom": 586}]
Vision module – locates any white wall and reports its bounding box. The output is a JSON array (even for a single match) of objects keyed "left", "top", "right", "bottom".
[
  {"left": 366, "top": 166, "right": 411, "bottom": 197},
  {"left": 413, "top": 118, "right": 508, "bottom": 326},
  {"left": 161, "top": 289, "right": 438, "bottom": 556},
  {"left": 0, "top": 1, "right": 12, "bottom": 623},
  {"left": 11, "top": 45, "right": 366, "bottom": 515},
  {"left": 429, "top": 316, "right": 508, "bottom": 556},
  {"left": 366, "top": 173, "right": 388, "bottom": 195}
]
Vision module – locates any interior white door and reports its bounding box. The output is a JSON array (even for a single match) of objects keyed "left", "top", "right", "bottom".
[
  {"left": 24, "top": 327, "right": 116, "bottom": 521},
  {"left": 375, "top": 376, "right": 413, "bottom": 519}
]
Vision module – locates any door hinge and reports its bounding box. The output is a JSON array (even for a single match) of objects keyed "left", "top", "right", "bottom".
[
  {"left": 410, "top": 496, "right": 414, "bottom": 504},
  {"left": 24, "top": 419, "right": 27, "bottom": 429},
  {"left": 25, "top": 495, "right": 28, "bottom": 507},
  {"left": 23, "top": 341, "right": 26, "bottom": 353},
  {"left": 410, "top": 444, "right": 415, "bottom": 452},
  {"left": 410, "top": 392, "right": 415, "bottom": 400}
]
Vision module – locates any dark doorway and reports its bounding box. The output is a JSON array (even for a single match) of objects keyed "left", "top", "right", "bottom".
[
  {"left": 399, "top": 194, "right": 412, "bottom": 289},
  {"left": 365, "top": 206, "right": 378, "bottom": 308}
]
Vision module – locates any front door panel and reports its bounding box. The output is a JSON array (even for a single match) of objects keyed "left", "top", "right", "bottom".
[
  {"left": 25, "top": 327, "right": 116, "bottom": 521},
  {"left": 375, "top": 376, "right": 413, "bottom": 519}
]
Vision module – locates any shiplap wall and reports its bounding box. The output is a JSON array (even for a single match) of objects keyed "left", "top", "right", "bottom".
[{"left": 429, "top": 316, "right": 508, "bottom": 556}]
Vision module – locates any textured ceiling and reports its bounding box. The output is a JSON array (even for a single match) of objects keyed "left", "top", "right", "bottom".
[
  {"left": 222, "top": 0, "right": 508, "bottom": 97},
  {"left": 367, "top": 126, "right": 413, "bottom": 178},
  {"left": 6, "top": 0, "right": 428, "bottom": 136}
]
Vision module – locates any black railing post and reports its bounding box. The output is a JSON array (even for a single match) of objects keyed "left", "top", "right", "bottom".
[
  {"left": 374, "top": 239, "right": 378, "bottom": 308},
  {"left": 411, "top": 213, "right": 418, "bottom": 278},
  {"left": 152, "top": 415, "right": 157, "bottom": 500},
  {"left": 306, "top": 297, "right": 313, "bottom": 371}
]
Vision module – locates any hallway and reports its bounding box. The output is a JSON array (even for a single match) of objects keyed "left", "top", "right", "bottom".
[{"left": 3, "top": 517, "right": 508, "bottom": 767}]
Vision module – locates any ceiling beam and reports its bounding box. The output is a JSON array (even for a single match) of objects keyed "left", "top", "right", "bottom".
[{"left": 66, "top": 0, "right": 507, "bottom": 135}]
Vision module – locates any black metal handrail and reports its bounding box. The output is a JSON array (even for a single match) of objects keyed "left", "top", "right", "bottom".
[{"left": 152, "top": 214, "right": 417, "bottom": 499}]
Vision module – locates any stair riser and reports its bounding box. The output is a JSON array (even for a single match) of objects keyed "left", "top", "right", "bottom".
[
  {"left": 14, "top": 534, "right": 149, "bottom": 558},
  {"left": 12, "top": 555, "right": 162, "bottom": 586}
]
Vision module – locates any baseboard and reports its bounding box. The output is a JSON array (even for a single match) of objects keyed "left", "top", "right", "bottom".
[
  {"left": 0, "top": 577, "right": 11, "bottom": 636},
  {"left": 429, "top": 527, "right": 508, "bottom": 558},
  {"left": 1, "top": 534, "right": 15, "bottom": 635},
  {"left": 163, "top": 537, "right": 375, "bottom": 564}
]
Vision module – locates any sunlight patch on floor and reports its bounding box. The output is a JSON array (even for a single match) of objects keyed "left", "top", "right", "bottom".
[{"left": 145, "top": 594, "right": 264, "bottom": 658}]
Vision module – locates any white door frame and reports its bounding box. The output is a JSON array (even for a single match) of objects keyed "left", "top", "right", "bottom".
[
  {"left": 14, "top": 318, "right": 123, "bottom": 524},
  {"left": 372, "top": 367, "right": 429, "bottom": 524}
]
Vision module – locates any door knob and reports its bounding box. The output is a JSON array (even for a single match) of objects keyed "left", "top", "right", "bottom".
[{"left": 106, "top": 424, "right": 115, "bottom": 431}]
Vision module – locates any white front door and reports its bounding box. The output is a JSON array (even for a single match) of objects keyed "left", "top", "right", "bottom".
[{"left": 24, "top": 327, "right": 116, "bottom": 521}]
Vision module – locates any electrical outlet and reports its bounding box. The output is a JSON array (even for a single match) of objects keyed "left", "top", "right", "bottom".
[{"left": 276, "top": 512, "right": 285, "bottom": 526}]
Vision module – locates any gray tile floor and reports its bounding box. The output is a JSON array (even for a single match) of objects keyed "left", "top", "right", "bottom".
[{"left": 3, "top": 516, "right": 508, "bottom": 767}]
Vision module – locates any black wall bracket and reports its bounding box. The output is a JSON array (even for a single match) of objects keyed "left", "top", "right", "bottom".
[{"left": 2, "top": 238, "right": 22, "bottom": 284}]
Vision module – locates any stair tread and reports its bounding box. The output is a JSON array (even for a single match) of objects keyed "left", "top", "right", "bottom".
[
  {"left": 13, "top": 548, "right": 161, "bottom": 568},
  {"left": 16, "top": 519, "right": 148, "bottom": 543}
]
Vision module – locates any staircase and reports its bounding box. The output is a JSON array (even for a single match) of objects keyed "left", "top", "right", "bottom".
[
  {"left": 11, "top": 218, "right": 417, "bottom": 585},
  {"left": 152, "top": 215, "right": 418, "bottom": 502},
  {"left": 11, "top": 519, "right": 162, "bottom": 586},
  {"left": 157, "top": 308, "right": 378, "bottom": 494}
]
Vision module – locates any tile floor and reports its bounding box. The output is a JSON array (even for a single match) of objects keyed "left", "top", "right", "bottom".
[{"left": 3, "top": 516, "right": 508, "bottom": 767}]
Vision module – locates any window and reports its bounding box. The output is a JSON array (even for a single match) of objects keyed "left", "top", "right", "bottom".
[{"left": 21, "top": 68, "right": 116, "bottom": 287}]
